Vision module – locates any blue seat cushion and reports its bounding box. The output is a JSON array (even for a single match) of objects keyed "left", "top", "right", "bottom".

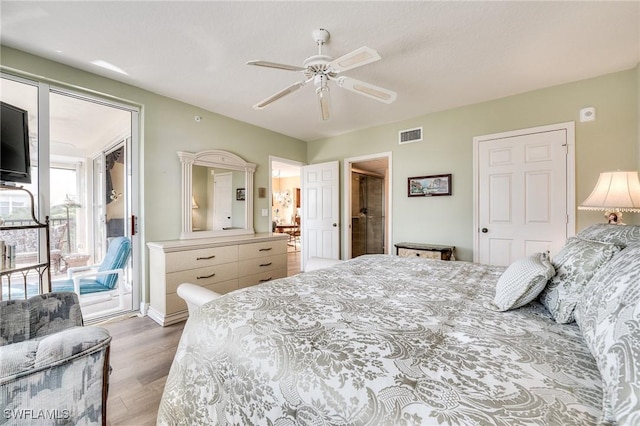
[
  {"left": 97, "top": 237, "right": 131, "bottom": 289},
  {"left": 51, "top": 279, "right": 111, "bottom": 295}
]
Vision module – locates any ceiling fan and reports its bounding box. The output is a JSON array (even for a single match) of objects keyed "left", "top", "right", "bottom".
[{"left": 247, "top": 29, "right": 397, "bottom": 121}]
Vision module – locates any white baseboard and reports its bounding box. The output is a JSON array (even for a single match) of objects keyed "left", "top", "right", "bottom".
[
  {"left": 139, "top": 301, "right": 149, "bottom": 316},
  {"left": 147, "top": 306, "right": 188, "bottom": 327}
]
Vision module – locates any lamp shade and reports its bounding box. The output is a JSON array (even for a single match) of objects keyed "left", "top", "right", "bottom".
[{"left": 578, "top": 171, "right": 640, "bottom": 212}]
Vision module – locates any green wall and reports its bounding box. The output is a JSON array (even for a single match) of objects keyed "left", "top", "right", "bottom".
[
  {"left": 637, "top": 63, "right": 640, "bottom": 170},
  {"left": 0, "top": 46, "right": 307, "bottom": 300},
  {"left": 308, "top": 67, "right": 640, "bottom": 261},
  {"left": 2, "top": 44, "right": 638, "bottom": 290}
]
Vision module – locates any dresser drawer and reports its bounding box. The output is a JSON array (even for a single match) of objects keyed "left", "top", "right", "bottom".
[
  {"left": 398, "top": 248, "right": 442, "bottom": 259},
  {"left": 238, "top": 267, "right": 287, "bottom": 289},
  {"left": 165, "top": 246, "right": 238, "bottom": 272},
  {"left": 148, "top": 233, "right": 289, "bottom": 326},
  {"left": 239, "top": 240, "right": 287, "bottom": 260},
  {"left": 238, "top": 253, "right": 287, "bottom": 276},
  {"left": 166, "top": 261, "right": 238, "bottom": 293},
  {"left": 395, "top": 242, "right": 455, "bottom": 261}
]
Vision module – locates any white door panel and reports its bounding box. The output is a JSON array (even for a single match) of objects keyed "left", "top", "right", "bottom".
[
  {"left": 477, "top": 128, "right": 570, "bottom": 266},
  {"left": 212, "top": 172, "right": 232, "bottom": 230},
  {"left": 488, "top": 239, "right": 513, "bottom": 267},
  {"left": 302, "top": 161, "right": 339, "bottom": 270}
]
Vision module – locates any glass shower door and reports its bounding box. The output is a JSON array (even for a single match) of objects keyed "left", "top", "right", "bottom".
[{"left": 351, "top": 173, "right": 385, "bottom": 258}]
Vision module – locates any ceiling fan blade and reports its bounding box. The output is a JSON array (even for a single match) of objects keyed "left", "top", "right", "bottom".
[
  {"left": 247, "top": 60, "right": 306, "bottom": 72},
  {"left": 328, "top": 46, "right": 381, "bottom": 73},
  {"left": 316, "top": 86, "right": 331, "bottom": 121},
  {"left": 253, "top": 81, "right": 306, "bottom": 109},
  {"left": 335, "top": 76, "right": 397, "bottom": 104}
]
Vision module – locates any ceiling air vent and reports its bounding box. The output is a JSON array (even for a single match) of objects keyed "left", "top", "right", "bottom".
[{"left": 399, "top": 127, "right": 423, "bottom": 144}]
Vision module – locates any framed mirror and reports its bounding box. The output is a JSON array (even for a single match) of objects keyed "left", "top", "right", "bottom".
[{"left": 178, "top": 150, "right": 256, "bottom": 239}]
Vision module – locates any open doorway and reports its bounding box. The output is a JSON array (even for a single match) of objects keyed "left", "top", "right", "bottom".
[
  {"left": 270, "top": 157, "right": 303, "bottom": 275},
  {"left": 344, "top": 153, "right": 392, "bottom": 259}
]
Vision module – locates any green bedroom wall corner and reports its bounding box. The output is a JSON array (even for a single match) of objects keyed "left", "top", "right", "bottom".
[
  {"left": 308, "top": 68, "right": 640, "bottom": 261},
  {"left": 636, "top": 63, "right": 640, "bottom": 172},
  {"left": 2, "top": 44, "right": 638, "bottom": 294},
  {"left": 0, "top": 45, "right": 308, "bottom": 302}
]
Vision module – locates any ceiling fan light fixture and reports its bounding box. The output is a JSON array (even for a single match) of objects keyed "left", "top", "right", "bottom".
[
  {"left": 247, "top": 29, "right": 395, "bottom": 113},
  {"left": 313, "top": 73, "right": 328, "bottom": 88}
]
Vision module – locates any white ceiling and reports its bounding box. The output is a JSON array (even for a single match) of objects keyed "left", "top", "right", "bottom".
[{"left": 1, "top": 1, "right": 638, "bottom": 143}]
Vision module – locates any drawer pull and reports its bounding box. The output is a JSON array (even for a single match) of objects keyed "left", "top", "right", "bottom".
[
  {"left": 197, "top": 255, "right": 216, "bottom": 260},
  {"left": 196, "top": 273, "right": 216, "bottom": 279},
  {"left": 259, "top": 262, "right": 273, "bottom": 267},
  {"left": 259, "top": 277, "right": 273, "bottom": 282},
  {"left": 259, "top": 247, "right": 273, "bottom": 252}
]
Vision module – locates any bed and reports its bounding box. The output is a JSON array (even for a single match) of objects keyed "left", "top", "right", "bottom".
[{"left": 157, "top": 224, "right": 640, "bottom": 425}]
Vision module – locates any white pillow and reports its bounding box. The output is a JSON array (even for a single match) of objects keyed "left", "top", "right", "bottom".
[{"left": 488, "top": 253, "right": 555, "bottom": 312}]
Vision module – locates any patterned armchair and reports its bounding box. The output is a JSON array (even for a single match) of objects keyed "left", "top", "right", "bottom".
[{"left": 0, "top": 292, "right": 111, "bottom": 425}]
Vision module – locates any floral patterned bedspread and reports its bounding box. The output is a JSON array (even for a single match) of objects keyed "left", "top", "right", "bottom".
[{"left": 157, "top": 255, "right": 603, "bottom": 425}]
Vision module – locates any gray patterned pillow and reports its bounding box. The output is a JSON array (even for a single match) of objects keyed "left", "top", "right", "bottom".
[
  {"left": 574, "top": 243, "right": 640, "bottom": 424},
  {"left": 539, "top": 236, "right": 622, "bottom": 324},
  {"left": 576, "top": 223, "right": 640, "bottom": 247},
  {"left": 487, "top": 252, "right": 555, "bottom": 312}
]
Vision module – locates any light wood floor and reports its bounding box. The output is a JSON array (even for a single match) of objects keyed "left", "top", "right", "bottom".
[
  {"left": 287, "top": 246, "right": 301, "bottom": 274},
  {"left": 103, "top": 250, "right": 300, "bottom": 424},
  {"left": 104, "top": 316, "right": 185, "bottom": 425}
]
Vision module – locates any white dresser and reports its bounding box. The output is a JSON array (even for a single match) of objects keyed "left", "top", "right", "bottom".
[{"left": 147, "top": 233, "right": 288, "bottom": 326}]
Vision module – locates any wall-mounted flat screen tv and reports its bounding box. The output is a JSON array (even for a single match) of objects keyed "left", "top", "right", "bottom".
[{"left": 1, "top": 101, "right": 32, "bottom": 184}]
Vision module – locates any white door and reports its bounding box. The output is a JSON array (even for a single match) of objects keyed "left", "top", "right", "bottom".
[
  {"left": 475, "top": 124, "right": 574, "bottom": 266},
  {"left": 212, "top": 172, "right": 232, "bottom": 230},
  {"left": 301, "top": 161, "right": 340, "bottom": 270}
]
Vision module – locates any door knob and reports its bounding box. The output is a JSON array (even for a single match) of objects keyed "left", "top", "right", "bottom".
[
  {"left": 333, "top": 223, "right": 338, "bottom": 227},
  {"left": 481, "top": 228, "right": 488, "bottom": 233}
]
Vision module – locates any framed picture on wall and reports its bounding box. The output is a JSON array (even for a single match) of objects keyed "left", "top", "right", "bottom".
[
  {"left": 408, "top": 174, "right": 452, "bottom": 197},
  {"left": 236, "top": 188, "right": 246, "bottom": 201}
]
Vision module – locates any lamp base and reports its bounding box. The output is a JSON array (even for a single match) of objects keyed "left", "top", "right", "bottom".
[{"left": 604, "top": 210, "right": 626, "bottom": 225}]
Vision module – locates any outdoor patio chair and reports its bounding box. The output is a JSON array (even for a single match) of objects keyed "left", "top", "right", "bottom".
[{"left": 51, "top": 236, "right": 131, "bottom": 307}]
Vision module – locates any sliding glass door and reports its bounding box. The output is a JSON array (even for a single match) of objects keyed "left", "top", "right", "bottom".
[{"left": 1, "top": 72, "right": 140, "bottom": 321}]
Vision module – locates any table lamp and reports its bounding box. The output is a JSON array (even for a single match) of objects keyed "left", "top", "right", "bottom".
[{"left": 578, "top": 171, "right": 640, "bottom": 225}]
